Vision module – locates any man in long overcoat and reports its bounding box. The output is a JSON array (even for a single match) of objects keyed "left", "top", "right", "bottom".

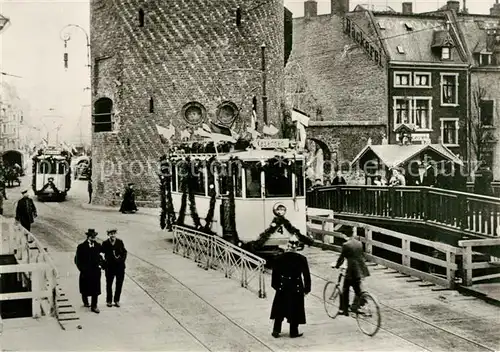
[
  {"left": 119, "top": 183, "right": 138, "bottom": 213},
  {"left": 15, "top": 190, "right": 37, "bottom": 231},
  {"left": 270, "top": 235, "right": 311, "bottom": 338},
  {"left": 75, "top": 229, "right": 103, "bottom": 313},
  {"left": 101, "top": 228, "right": 127, "bottom": 307},
  {"left": 335, "top": 234, "right": 370, "bottom": 315}
]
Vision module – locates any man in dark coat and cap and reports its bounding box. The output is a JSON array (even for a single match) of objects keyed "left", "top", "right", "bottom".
[
  {"left": 101, "top": 228, "right": 127, "bottom": 307},
  {"left": 119, "top": 183, "right": 138, "bottom": 213},
  {"left": 75, "top": 229, "right": 103, "bottom": 313},
  {"left": 270, "top": 235, "right": 311, "bottom": 338},
  {"left": 15, "top": 190, "right": 37, "bottom": 231},
  {"left": 335, "top": 233, "right": 370, "bottom": 315}
]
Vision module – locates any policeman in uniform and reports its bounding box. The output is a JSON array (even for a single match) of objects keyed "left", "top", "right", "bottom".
[{"left": 270, "top": 235, "right": 311, "bottom": 338}]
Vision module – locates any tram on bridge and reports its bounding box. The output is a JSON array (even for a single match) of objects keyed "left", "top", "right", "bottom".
[
  {"left": 32, "top": 146, "right": 72, "bottom": 201},
  {"left": 159, "top": 138, "right": 313, "bottom": 260}
]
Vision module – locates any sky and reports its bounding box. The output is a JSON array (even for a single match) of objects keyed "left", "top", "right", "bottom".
[{"left": 0, "top": 0, "right": 496, "bottom": 145}]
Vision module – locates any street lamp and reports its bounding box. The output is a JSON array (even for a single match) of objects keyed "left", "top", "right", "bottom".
[
  {"left": 59, "top": 24, "right": 90, "bottom": 77},
  {"left": 0, "top": 13, "right": 11, "bottom": 34}
]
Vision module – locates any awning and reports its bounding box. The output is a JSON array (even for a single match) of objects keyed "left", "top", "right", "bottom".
[{"left": 351, "top": 143, "right": 463, "bottom": 168}]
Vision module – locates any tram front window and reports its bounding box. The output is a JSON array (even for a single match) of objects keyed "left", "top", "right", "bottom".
[
  {"left": 245, "top": 162, "right": 261, "bottom": 198},
  {"left": 265, "top": 162, "right": 292, "bottom": 198}
]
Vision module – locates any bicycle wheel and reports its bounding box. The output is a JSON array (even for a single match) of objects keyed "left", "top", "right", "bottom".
[
  {"left": 355, "top": 292, "right": 381, "bottom": 337},
  {"left": 323, "top": 281, "right": 341, "bottom": 319}
]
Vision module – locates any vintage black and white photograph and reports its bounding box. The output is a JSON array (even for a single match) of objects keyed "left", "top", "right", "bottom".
[{"left": 0, "top": 0, "right": 499, "bottom": 350}]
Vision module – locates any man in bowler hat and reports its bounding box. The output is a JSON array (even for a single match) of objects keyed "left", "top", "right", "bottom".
[
  {"left": 75, "top": 229, "right": 103, "bottom": 313},
  {"left": 101, "top": 228, "right": 127, "bottom": 307},
  {"left": 270, "top": 235, "right": 311, "bottom": 338},
  {"left": 335, "top": 233, "right": 370, "bottom": 315}
]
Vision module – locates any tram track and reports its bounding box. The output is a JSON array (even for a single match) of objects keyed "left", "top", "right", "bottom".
[
  {"left": 30, "top": 201, "right": 276, "bottom": 352},
  {"left": 307, "top": 271, "right": 497, "bottom": 352},
  {"left": 22, "top": 199, "right": 500, "bottom": 351}
]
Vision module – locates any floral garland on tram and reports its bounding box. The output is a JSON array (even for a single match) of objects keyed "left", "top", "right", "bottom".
[{"left": 159, "top": 155, "right": 219, "bottom": 235}]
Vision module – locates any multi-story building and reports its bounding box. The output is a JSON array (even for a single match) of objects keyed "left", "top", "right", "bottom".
[
  {"left": 0, "top": 82, "right": 24, "bottom": 152},
  {"left": 446, "top": 5, "right": 500, "bottom": 178},
  {"left": 287, "top": 0, "right": 500, "bottom": 181}
]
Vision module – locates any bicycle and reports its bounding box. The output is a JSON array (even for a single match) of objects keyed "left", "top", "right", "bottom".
[{"left": 323, "top": 267, "right": 382, "bottom": 337}]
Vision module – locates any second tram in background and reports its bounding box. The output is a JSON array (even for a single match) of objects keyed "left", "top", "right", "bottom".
[{"left": 32, "top": 147, "right": 72, "bottom": 201}]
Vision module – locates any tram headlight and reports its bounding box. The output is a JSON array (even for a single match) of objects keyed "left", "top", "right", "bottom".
[{"left": 273, "top": 203, "right": 287, "bottom": 217}]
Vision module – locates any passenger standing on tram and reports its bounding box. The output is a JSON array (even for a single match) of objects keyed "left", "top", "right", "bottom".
[
  {"left": 15, "top": 190, "right": 37, "bottom": 231},
  {"left": 101, "top": 228, "right": 127, "bottom": 308},
  {"left": 270, "top": 235, "right": 311, "bottom": 338}
]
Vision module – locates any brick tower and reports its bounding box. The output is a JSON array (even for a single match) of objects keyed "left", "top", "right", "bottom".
[{"left": 90, "top": 0, "right": 285, "bottom": 206}]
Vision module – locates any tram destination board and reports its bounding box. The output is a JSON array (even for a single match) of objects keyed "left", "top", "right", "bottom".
[{"left": 254, "top": 139, "right": 290, "bottom": 149}]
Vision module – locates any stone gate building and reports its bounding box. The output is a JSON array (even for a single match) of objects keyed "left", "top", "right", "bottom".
[{"left": 90, "top": 0, "right": 287, "bottom": 206}]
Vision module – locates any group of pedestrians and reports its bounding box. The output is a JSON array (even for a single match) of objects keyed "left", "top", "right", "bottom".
[
  {"left": 270, "top": 233, "right": 368, "bottom": 338},
  {"left": 75, "top": 228, "right": 127, "bottom": 313}
]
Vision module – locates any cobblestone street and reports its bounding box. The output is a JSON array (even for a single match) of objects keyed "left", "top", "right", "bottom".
[{"left": 2, "top": 178, "right": 500, "bottom": 351}]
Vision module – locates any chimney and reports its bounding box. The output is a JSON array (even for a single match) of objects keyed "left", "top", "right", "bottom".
[
  {"left": 304, "top": 0, "right": 317, "bottom": 18},
  {"left": 446, "top": 0, "right": 460, "bottom": 12},
  {"left": 402, "top": 2, "right": 413, "bottom": 14},
  {"left": 331, "top": 0, "right": 350, "bottom": 15},
  {"left": 491, "top": 0, "right": 500, "bottom": 16}
]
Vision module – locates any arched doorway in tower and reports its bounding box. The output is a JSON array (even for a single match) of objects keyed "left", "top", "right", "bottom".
[
  {"left": 306, "top": 138, "right": 332, "bottom": 186},
  {"left": 93, "top": 98, "right": 113, "bottom": 132}
]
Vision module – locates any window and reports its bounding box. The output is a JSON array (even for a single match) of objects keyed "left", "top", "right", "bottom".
[
  {"left": 295, "top": 161, "right": 305, "bottom": 197},
  {"left": 394, "top": 72, "right": 411, "bottom": 87},
  {"left": 393, "top": 97, "right": 433, "bottom": 130},
  {"left": 440, "top": 118, "right": 459, "bottom": 146},
  {"left": 414, "top": 99, "right": 431, "bottom": 129},
  {"left": 441, "top": 47, "right": 451, "bottom": 60},
  {"left": 236, "top": 7, "right": 242, "bottom": 27},
  {"left": 479, "top": 53, "right": 492, "bottom": 66},
  {"left": 344, "top": 19, "right": 351, "bottom": 33},
  {"left": 394, "top": 98, "right": 410, "bottom": 125},
  {"left": 441, "top": 74, "right": 458, "bottom": 106},
  {"left": 265, "top": 161, "right": 292, "bottom": 198},
  {"left": 414, "top": 73, "right": 431, "bottom": 87},
  {"left": 93, "top": 97, "right": 113, "bottom": 132},
  {"left": 149, "top": 97, "right": 154, "bottom": 113},
  {"left": 138, "top": 8, "right": 144, "bottom": 27},
  {"left": 404, "top": 23, "right": 413, "bottom": 31},
  {"left": 480, "top": 100, "right": 494, "bottom": 126},
  {"left": 378, "top": 22, "right": 386, "bottom": 30},
  {"left": 244, "top": 162, "right": 261, "bottom": 198},
  {"left": 397, "top": 45, "right": 405, "bottom": 54},
  {"left": 191, "top": 162, "right": 205, "bottom": 196}
]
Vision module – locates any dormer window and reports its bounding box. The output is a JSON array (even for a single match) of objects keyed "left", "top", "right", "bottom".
[
  {"left": 479, "top": 53, "right": 492, "bottom": 66},
  {"left": 404, "top": 23, "right": 413, "bottom": 31},
  {"left": 397, "top": 45, "right": 405, "bottom": 54},
  {"left": 378, "top": 22, "right": 386, "bottom": 30},
  {"left": 441, "top": 47, "right": 451, "bottom": 60}
]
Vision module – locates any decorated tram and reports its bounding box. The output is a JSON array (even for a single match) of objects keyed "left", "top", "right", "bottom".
[
  {"left": 159, "top": 138, "right": 313, "bottom": 260},
  {"left": 32, "top": 146, "right": 72, "bottom": 201}
]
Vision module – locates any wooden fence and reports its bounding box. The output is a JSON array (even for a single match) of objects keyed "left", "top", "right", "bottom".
[
  {"left": 307, "top": 215, "right": 500, "bottom": 288},
  {"left": 0, "top": 216, "right": 58, "bottom": 319},
  {"left": 307, "top": 185, "right": 500, "bottom": 238},
  {"left": 458, "top": 238, "right": 500, "bottom": 286}
]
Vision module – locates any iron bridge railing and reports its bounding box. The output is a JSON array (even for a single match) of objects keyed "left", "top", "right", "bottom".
[{"left": 172, "top": 225, "right": 266, "bottom": 298}]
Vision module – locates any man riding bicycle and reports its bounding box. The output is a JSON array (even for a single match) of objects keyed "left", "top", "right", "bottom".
[{"left": 334, "top": 233, "right": 370, "bottom": 316}]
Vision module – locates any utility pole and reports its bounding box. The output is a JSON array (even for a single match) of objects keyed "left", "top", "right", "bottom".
[{"left": 261, "top": 43, "right": 268, "bottom": 125}]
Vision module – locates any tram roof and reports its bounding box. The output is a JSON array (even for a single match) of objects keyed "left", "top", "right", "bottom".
[
  {"left": 33, "top": 154, "right": 68, "bottom": 161},
  {"left": 217, "top": 149, "right": 305, "bottom": 161}
]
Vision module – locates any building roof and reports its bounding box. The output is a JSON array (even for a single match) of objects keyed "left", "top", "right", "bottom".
[
  {"left": 351, "top": 143, "right": 464, "bottom": 167},
  {"left": 285, "top": 14, "right": 387, "bottom": 122},
  {"left": 353, "top": 4, "right": 396, "bottom": 13},
  {"left": 373, "top": 13, "right": 468, "bottom": 63},
  {"left": 456, "top": 15, "right": 500, "bottom": 58}
]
